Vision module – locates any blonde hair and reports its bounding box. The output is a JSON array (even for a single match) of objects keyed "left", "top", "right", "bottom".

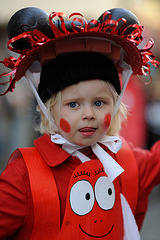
[
  {"left": 36, "top": 82, "right": 127, "bottom": 136},
  {"left": 36, "top": 91, "right": 60, "bottom": 135}
]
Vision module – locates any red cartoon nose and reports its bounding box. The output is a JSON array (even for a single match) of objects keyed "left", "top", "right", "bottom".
[{"left": 94, "top": 218, "right": 103, "bottom": 223}]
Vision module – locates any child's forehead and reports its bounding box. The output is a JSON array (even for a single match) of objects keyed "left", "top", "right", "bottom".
[{"left": 61, "top": 79, "right": 111, "bottom": 98}]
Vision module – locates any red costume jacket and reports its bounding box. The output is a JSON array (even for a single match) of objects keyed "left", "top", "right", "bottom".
[{"left": 0, "top": 134, "right": 160, "bottom": 239}]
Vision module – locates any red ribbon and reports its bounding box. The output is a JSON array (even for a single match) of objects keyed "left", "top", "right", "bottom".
[
  {"left": 0, "top": 71, "right": 16, "bottom": 96},
  {"left": 0, "top": 56, "right": 17, "bottom": 69},
  {"left": 7, "top": 30, "right": 50, "bottom": 54},
  {"left": 140, "top": 38, "right": 159, "bottom": 80},
  {"left": 49, "top": 12, "right": 69, "bottom": 37},
  {"left": 69, "top": 13, "right": 88, "bottom": 32}
]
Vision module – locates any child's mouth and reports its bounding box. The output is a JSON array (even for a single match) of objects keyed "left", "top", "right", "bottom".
[{"left": 79, "top": 127, "right": 96, "bottom": 137}]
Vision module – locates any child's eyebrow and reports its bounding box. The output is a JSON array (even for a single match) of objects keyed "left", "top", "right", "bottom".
[
  {"left": 95, "top": 167, "right": 105, "bottom": 176},
  {"left": 73, "top": 171, "right": 91, "bottom": 178},
  {"left": 64, "top": 98, "right": 79, "bottom": 102},
  {"left": 61, "top": 96, "right": 81, "bottom": 102},
  {"left": 63, "top": 96, "right": 110, "bottom": 102}
]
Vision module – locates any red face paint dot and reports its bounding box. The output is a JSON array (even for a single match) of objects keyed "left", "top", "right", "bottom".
[
  {"left": 60, "top": 118, "right": 71, "bottom": 133},
  {"left": 104, "top": 113, "right": 111, "bottom": 130}
]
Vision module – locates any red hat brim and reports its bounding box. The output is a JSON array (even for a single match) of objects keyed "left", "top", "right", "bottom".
[{"left": 15, "top": 31, "right": 142, "bottom": 81}]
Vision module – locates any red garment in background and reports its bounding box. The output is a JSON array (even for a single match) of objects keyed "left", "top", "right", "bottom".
[{"left": 120, "top": 75, "right": 147, "bottom": 148}]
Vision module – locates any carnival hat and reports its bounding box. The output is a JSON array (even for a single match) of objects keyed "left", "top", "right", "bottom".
[{"left": 0, "top": 7, "right": 158, "bottom": 98}]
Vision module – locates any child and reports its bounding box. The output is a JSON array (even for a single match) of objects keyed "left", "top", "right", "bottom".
[{"left": 0, "top": 7, "right": 159, "bottom": 240}]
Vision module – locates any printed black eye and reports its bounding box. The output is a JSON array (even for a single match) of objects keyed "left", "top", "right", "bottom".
[
  {"left": 85, "top": 192, "right": 91, "bottom": 200},
  {"left": 108, "top": 188, "right": 112, "bottom": 196}
]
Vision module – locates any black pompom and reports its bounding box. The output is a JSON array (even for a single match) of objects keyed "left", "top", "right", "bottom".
[
  {"left": 98, "top": 8, "right": 140, "bottom": 34},
  {"left": 7, "top": 7, "right": 54, "bottom": 50}
]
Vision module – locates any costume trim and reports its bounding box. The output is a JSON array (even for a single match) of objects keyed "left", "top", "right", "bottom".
[
  {"left": 116, "top": 137, "right": 138, "bottom": 213},
  {"left": 19, "top": 147, "right": 60, "bottom": 239}
]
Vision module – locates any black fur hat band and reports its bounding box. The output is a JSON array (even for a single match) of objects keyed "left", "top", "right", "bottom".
[{"left": 38, "top": 52, "right": 121, "bottom": 102}]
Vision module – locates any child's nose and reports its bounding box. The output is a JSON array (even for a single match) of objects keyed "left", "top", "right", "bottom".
[{"left": 82, "top": 106, "right": 95, "bottom": 120}]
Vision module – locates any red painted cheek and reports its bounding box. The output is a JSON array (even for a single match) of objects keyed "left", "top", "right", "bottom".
[
  {"left": 60, "top": 118, "right": 71, "bottom": 133},
  {"left": 104, "top": 113, "right": 111, "bottom": 130}
]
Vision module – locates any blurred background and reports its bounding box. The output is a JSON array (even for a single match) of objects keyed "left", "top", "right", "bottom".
[{"left": 0, "top": 0, "right": 160, "bottom": 239}]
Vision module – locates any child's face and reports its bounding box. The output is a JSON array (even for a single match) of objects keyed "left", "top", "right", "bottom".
[{"left": 53, "top": 79, "right": 114, "bottom": 149}]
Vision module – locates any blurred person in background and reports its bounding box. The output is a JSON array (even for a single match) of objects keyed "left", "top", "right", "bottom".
[
  {"left": 145, "top": 67, "right": 160, "bottom": 148},
  {"left": 0, "top": 28, "right": 37, "bottom": 174},
  {"left": 120, "top": 74, "right": 147, "bottom": 148}
]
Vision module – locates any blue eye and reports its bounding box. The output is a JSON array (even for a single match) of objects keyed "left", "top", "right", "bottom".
[
  {"left": 94, "top": 101, "right": 103, "bottom": 107},
  {"left": 69, "top": 102, "right": 78, "bottom": 108}
]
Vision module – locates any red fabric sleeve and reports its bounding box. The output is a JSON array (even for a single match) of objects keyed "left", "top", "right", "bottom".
[
  {"left": 132, "top": 140, "right": 160, "bottom": 229},
  {"left": 0, "top": 150, "right": 33, "bottom": 240}
]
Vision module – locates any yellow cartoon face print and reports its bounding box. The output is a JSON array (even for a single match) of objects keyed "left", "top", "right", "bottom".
[{"left": 57, "top": 160, "right": 124, "bottom": 240}]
